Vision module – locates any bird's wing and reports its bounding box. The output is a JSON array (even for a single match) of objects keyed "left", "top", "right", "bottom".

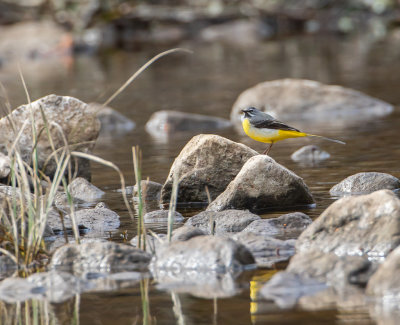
[{"left": 253, "top": 119, "right": 301, "bottom": 132}]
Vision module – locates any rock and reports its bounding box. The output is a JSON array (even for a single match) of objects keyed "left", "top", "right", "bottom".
[
  {"left": 93, "top": 103, "right": 135, "bottom": 135},
  {"left": 50, "top": 241, "right": 151, "bottom": 273},
  {"left": 47, "top": 202, "right": 120, "bottom": 234},
  {"left": 286, "top": 250, "right": 375, "bottom": 287},
  {"left": 242, "top": 212, "right": 312, "bottom": 238},
  {"left": 130, "top": 234, "right": 166, "bottom": 254},
  {"left": 143, "top": 210, "right": 184, "bottom": 223},
  {"left": 161, "top": 134, "right": 257, "bottom": 203},
  {"left": 171, "top": 225, "right": 207, "bottom": 242},
  {"left": 367, "top": 245, "right": 400, "bottom": 298},
  {"left": 68, "top": 177, "right": 105, "bottom": 202},
  {"left": 232, "top": 232, "right": 296, "bottom": 267},
  {"left": 0, "top": 94, "right": 100, "bottom": 179},
  {"left": 330, "top": 172, "right": 400, "bottom": 196},
  {"left": 145, "top": 110, "right": 232, "bottom": 137},
  {"left": 199, "top": 19, "right": 260, "bottom": 45},
  {"left": 0, "top": 153, "right": 11, "bottom": 179},
  {"left": 296, "top": 190, "right": 400, "bottom": 259},
  {"left": 230, "top": 79, "right": 393, "bottom": 128},
  {"left": 259, "top": 272, "right": 328, "bottom": 308},
  {"left": 133, "top": 180, "right": 162, "bottom": 201},
  {"left": 53, "top": 191, "right": 87, "bottom": 214},
  {"left": 152, "top": 268, "right": 241, "bottom": 298},
  {"left": 0, "top": 271, "right": 90, "bottom": 303},
  {"left": 151, "top": 235, "right": 255, "bottom": 272},
  {"left": 185, "top": 209, "right": 260, "bottom": 234},
  {"left": 207, "top": 155, "right": 314, "bottom": 212},
  {"left": 291, "top": 145, "right": 330, "bottom": 163}
]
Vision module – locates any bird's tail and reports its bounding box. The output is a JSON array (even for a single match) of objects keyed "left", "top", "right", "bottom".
[{"left": 306, "top": 134, "right": 346, "bottom": 145}]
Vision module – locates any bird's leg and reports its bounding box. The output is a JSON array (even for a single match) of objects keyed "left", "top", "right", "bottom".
[{"left": 262, "top": 142, "right": 273, "bottom": 155}]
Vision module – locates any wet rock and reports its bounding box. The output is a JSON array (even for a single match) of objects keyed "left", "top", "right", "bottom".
[
  {"left": 171, "top": 225, "right": 207, "bottom": 242},
  {"left": 185, "top": 209, "right": 260, "bottom": 234},
  {"left": 93, "top": 103, "right": 135, "bottom": 135},
  {"left": 161, "top": 134, "right": 257, "bottom": 203},
  {"left": 153, "top": 268, "right": 241, "bottom": 298},
  {"left": 146, "top": 110, "right": 232, "bottom": 137},
  {"left": 230, "top": 79, "right": 393, "bottom": 128},
  {"left": 242, "top": 212, "right": 312, "bottom": 238},
  {"left": 47, "top": 202, "right": 120, "bottom": 234},
  {"left": 81, "top": 271, "right": 144, "bottom": 293},
  {"left": 259, "top": 272, "right": 328, "bottom": 308},
  {"left": 367, "top": 245, "right": 400, "bottom": 298},
  {"left": 0, "top": 153, "right": 11, "bottom": 179},
  {"left": 0, "top": 271, "right": 90, "bottom": 303},
  {"left": 133, "top": 180, "right": 162, "bottom": 201},
  {"left": 50, "top": 241, "right": 151, "bottom": 273},
  {"left": 68, "top": 177, "right": 105, "bottom": 202},
  {"left": 53, "top": 191, "right": 87, "bottom": 214},
  {"left": 0, "top": 94, "right": 100, "bottom": 179},
  {"left": 296, "top": 190, "right": 400, "bottom": 259},
  {"left": 143, "top": 210, "right": 184, "bottom": 223},
  {"left": 151, "top": 235, "right": 255, "bottom": 272},
  {"left": 207, "top": 155, "right": 314, "bottom": 212},
  {"left": 199, "top": 19, "right": 260, "bottom": 45},
  {"left": 291, "top": 145, "right": 330, "bottom": 163},
  {"left": 130, "top": 234, "right": 166, "bottom": 254},
  {"left": 232, "top": 232, "right": 296, "bottom": 267},
  {"left": 330, "top": 172, "right": 400, "bottom": 196},
  {"left": 286, "top": 250, "right": 375, "bottom": 287}
]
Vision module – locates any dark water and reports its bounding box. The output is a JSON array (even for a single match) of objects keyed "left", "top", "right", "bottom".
[{"left": 1, "top": 33, "right": 400, "bottom": 323}]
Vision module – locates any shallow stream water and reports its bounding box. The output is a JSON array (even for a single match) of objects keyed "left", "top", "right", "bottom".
[{"left": 1, "top": 33, "right": 400, "bottom": 324}]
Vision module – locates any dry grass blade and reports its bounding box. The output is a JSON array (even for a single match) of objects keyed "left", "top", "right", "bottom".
[
  {"left": 167, "top": 174, "right": 179, "bottom": 243},
  {"left": 132, "top": 146, "right": 146, "bottom": 251},
  {"left": 103, "top": 48, "right": 192, "bottom": 107}
]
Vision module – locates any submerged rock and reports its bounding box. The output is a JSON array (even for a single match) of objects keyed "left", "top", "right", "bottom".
[
  {"left": 68, "top": 177, "right": 105, "bottom": 202},
  {"left": 242, "top": 212, "right": 312, "bottom": 238},
  {"left": 296, "top": 190, "right": 400, "bottom": 259},
  {"left": 161, "top": 134, "right": 257, "bottom": 203},
  {"left": 51, "top": 241, "right": 151, "bottom": 273},
  {"left": 93, "top": 103, "right": 135, "bottom": 135},
  {"left": 291, "top": 145, "right": 330, "bottom": 163},
  {"left": 146, "top": 110, "right": 231, "bottom": 137},
  {"left": 207, "top": 155, "right": 314, "bottom": 212},
  {"left": 143, "top": 210, "right": 184, "bottom": 223},
  {"left": 47, "top": 202, "right": 120, "bottom": 234},
  {"left": 231, "top": 79, "right": 393, "bottom": 128},
  {"left": 0, "top": 271, "right": 89, "bottom": 303},
  {"left": 185, "top": 209, "right": 260, "bottom": 234},
  {"left": 330, "top": 172, "right": 400, "bottom": 196},
  {"left": 232, "top": 232, "right": 296, "bottom": 267},
  {"left": 151, "top": 235, "right": 255, "bottom": 272},
  {"left": 0, "top": 94, "right": 100, "bottom": 180}
]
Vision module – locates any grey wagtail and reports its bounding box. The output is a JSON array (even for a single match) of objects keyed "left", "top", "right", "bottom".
[{"left": 241, "top": 107, "right": 345, "bottom": 155}]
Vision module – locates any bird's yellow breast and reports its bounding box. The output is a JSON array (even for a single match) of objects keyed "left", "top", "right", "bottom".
[{"left": 242, "top": 118, "right": 307, "bottom": 143}]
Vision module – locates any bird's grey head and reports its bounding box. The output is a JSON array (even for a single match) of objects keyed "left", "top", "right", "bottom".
[
  {"left": 241, "top": 106, "right": 274, "bottom": 122},
  {"left": 241, "top": 107, "right": 259, "bottom": 118}
]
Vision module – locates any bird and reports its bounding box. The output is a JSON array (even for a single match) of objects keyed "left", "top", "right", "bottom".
[{"left": 241, "top": 106, "right": 345, "bottom": 155}]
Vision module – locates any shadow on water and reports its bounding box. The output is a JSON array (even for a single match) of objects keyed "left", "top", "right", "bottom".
[{"left": 1, "top": 33, "right": 400, "bottom": 323}]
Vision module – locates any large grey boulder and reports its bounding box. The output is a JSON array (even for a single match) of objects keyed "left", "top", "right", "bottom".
[
  {"left": 146, "top": 110, "right": 231, "bottom": 137},
  {"left": 207, "top": 155, "right": 314, "bottom": 212},
  {"left": 161, "top": 134, "right": 257, "bottom": 203},
  {"left": 330, "top": 172, "right": 400, "bottom": 196},
  {"left": 242, "top": 212, "right": 312, "bottom": 238},
  {"left": 151, "top": 235, "right": 255, "bottom": 272},
  {"left": 47, "top": 202, "right": 120, "bottom": 234},
  {"left": 231, "top": 79, "right": 393, "bottom": 129},
  {"left": 50, "top": 241, "right": 151, "bottom": 273},
  {"left": 67, "top": 177, "right": 105, "bottom": 202},
  {"left": 296, "top": 190, "right": 400, "bottom": 259},
  {"left": 367, "top": 245, "right": 400, "bottom": 298},
  {"left": 0, "top": 94, "right": 100, "bottom": 179},
  {"left": 185, "top": 209, "right": 260, "bottom": 234}
]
